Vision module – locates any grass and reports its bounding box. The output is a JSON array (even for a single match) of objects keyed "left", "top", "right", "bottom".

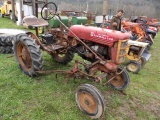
[{"left": 0, "top": 17, "right": 160, "bottom": 120}]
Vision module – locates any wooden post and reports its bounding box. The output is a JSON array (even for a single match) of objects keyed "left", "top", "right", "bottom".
[
  {"left": 32, "top": 0, "right": 35, "bottom": 15},
  {"left": 11, "top": 0, "right": 16, "bottom": 22},
  {"left": 16, "top": 0, "right": 23, "bottom": 25},
  {"left": 102, "top": 0, "right": 108, "bottom": 28}
]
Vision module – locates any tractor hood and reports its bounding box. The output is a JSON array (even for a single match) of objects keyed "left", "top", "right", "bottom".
[
  {"left": 68, "top": 25, "right": 130, "bottom": 47},
  {"left": 0, "top": 29, "right": 27, "bottom": 36}
]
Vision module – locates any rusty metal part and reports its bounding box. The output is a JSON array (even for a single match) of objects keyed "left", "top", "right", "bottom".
[
  {"left": 95, "top": 72, "right": 108, "bottom": 83},
  {"left": 23, "top": 16, "right": 49, "bottom": 27},
  {"left": 17, "top": 42, "right": 32, "bottom": 70},
  {"left": 43, "top": 44, "right": 64, "bottom": 52},
  {"left": 27, "top": 32, "right": 67, "bottom": 54},
  {"left": 37, "top": 60, "right": 123, "bottom": 87}
]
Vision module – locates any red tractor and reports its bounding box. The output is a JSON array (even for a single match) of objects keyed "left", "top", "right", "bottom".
[{"left": 13, "top": 2, "right": 130, "bottom": 119}]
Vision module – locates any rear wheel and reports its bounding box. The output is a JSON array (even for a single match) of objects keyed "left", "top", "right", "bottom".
[
  {"left": 0, "top": 36, "right": 14, "bottom": 46},
  {"left": 106, "top": 67, "right": 130, "bottom": 90},
  {"left": 0, "top": 46, "right": 13, "bottom": 54},
  {"left": 138, "top": 56, "right": 146, "bottom": 67},
  {"left": 13, "top": 34, "right": 44, "bottom": 77},
  {"left": 126, "top": 60, "right": 141, "bottom": 74},
  {"left": 51, "top": 50, "right": 74, "bottom": 64},
  {"left": 75, "top": 84, "right": 106, "bottom": 119}
]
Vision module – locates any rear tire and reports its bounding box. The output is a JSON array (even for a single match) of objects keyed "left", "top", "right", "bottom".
[
  {"left": 51, "top": 50, "right": 74, "bottom": 64},
  {"left": 0, "top": 36, "right": 14, "bottom": 46},
  {"left": 106, "top": 67, "right": 130, "bottom": 90},
  {"left": 75, "top": 84, "right": 106, "bottom": 119},
  {"left": 0, "top": 46, "right": 13, "bottom": 54},
  {"left": 13, "top": 34, "right": 44, "bottom": 77},
  {"left": 139, "top": 56, "right": 146, "bottom": 67}
]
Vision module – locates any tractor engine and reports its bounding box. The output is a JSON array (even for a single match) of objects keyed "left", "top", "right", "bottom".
[{"left": 68, "top": 25, "right": 130, "bottom": 65}]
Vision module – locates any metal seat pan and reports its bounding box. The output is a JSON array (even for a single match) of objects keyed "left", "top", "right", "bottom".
[{"left": 23, "top": 16, "right": 49, "bottom": 27}]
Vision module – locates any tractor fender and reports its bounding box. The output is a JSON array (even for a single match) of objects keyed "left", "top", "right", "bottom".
[{"left": 26, "top": 32, "right": 42, "bottom": 46}]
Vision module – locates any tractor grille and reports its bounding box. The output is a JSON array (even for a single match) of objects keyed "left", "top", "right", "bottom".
[{"left": 116, "top": 40, "right": 128, "bottom": 64}]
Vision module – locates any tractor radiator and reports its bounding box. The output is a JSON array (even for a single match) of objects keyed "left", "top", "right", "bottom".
[{"left": 111, "top": 40, "right": 128, "bottom": 64}]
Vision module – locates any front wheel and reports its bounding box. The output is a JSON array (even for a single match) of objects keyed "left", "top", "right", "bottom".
[
  {"left": 13, "top": 34, "right": 44, "bottom": 77},
  {"left": 126, "top": 60, "right": 141, "bottom": 73},
  {"left": 106, "top": 67, "right": 130, "bottom": 90},
  {"left": 75, "top": 84, "right": 106, "bottom": 119}
]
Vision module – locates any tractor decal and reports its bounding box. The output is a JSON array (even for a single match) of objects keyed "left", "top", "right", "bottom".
[{"left": 90, "top": 32, "right": 114, "bottom": 41}]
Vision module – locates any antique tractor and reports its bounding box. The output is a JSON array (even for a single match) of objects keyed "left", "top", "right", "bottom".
[
  {"left": 13, "top": 2, "right": 130, "bottom": 119},
  {"left": 122, "top": 21, "right": 154, "bottom": 50},
  {"left": 125, "top": 40, "right": 151, "bottom": 73}
]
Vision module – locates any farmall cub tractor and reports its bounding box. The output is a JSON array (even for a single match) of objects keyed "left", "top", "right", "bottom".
[{"left": 13, "top": 2, "right": 130, "bottom": 119}]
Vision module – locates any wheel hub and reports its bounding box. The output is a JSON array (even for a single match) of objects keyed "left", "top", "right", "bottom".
[
  {"left": 21, "top": 47, "right": 28, "bottom": 60},
  {"left": 79, "top": 92, "right": 97, "bottom": 114},
  {"left": 110, "top": 74, "right": 125, "bottom": 87},
  {"left": 128, "top": 63, "right": 138, "bottom": 71},
  {"left": 17, "top": 42, "right": 32, "bottom": 70}
]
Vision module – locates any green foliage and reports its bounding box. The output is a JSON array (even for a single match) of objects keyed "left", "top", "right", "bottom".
[{"left": 0, "top": 17, "right": 160, "bottom": 119}]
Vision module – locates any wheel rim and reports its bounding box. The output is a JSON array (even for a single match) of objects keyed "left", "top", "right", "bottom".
[
  {"left": 38, "top": 27, "right": 43, "bottom": 34},
  {"left": 53, "top": 52, "right": 67, "bottom": 60},
  {"left": 78, "top": 91, "right": 97, "bottom": 114},
  {"left": 127, "top": 63, "right": 138, "bottom": 72},
  {"left": 110, "top": 73, "right": 125, "bottom": 87},
  {"left": 17, "top": 42, "right": 32, "bottom": 71}
]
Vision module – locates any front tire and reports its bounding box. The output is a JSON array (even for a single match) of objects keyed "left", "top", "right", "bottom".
[
  {"left": 75, "top": 84, "right": 106, "bottom": 119},
  {"left": 13, "top": 34, "right": 44, "bottom": 77},
  {"left": 126, "top": 60, "right": 141, "bottom": 73},
  {"left": 106, "top": 67, "right": 130, "bottom": 90}
]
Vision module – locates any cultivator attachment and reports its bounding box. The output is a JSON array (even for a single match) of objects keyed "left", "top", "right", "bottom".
[{"left": 37, "top": 60, "right": 130, "bottom": 90}]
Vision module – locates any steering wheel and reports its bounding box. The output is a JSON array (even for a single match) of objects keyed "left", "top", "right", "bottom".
[{"left": 41, "top": 2, "right": 57, "bottom": 20}]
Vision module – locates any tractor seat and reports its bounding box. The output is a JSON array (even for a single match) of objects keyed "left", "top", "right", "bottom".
[{"left": 23, "top": 16, "right": 49, "bottom": 27}]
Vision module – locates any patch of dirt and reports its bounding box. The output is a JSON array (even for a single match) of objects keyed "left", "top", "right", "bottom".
[
  {"left": 104, "top": 90, "right": 160, "bottom": 119},
  {"left": 143, "top": 98, "right": 160, "bottom": 118},
  {"left": 118, "top": 103, "right": 137, "bottom": 119}
]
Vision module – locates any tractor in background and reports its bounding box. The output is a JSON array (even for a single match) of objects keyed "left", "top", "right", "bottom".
[{"left": 0, "top": 0, "right": 16, "bottom": 19}]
